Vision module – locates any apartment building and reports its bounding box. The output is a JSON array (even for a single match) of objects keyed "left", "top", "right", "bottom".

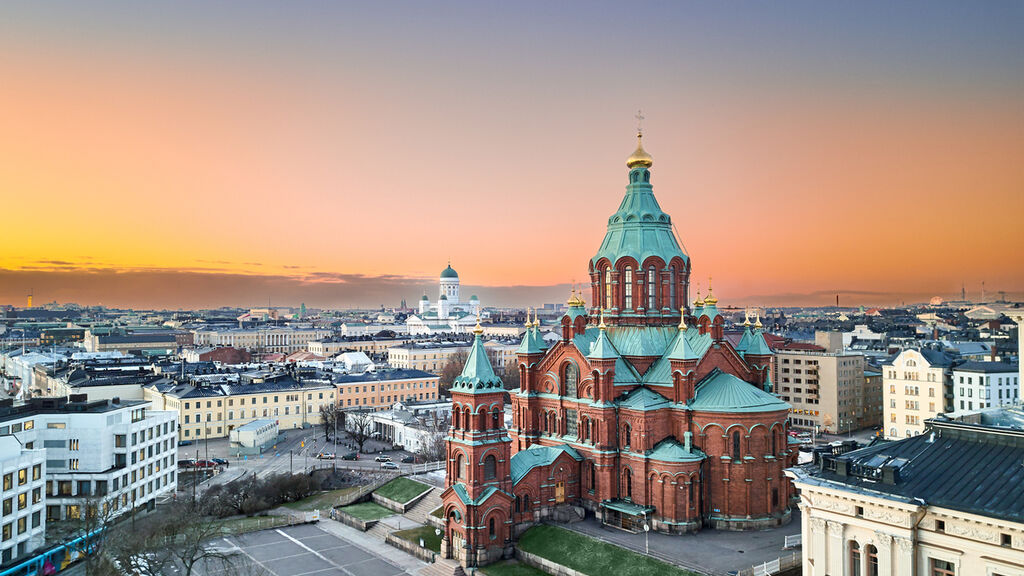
[
  {"left": 307, "top": 336, "right": 412, "bottom": 358},
  {"left": 882, "top": 348, "right": 955, "bottom": 439},
  {"left": 144, "top": 375, "right": 337, "bottom": 441},
  {"left": 773, "top": 332, "right": 878, "bottom": 434},
  {"left": 333, "top": 369, "right": 440, "bottom": 411},
  {"left": 0, "top": 395, "right": 178, "bottom": 524},
  {"left": 952, "top": 361, "right": 1020, "bottom": 412},
  {"left": 388, "top": 340, "right": 518, "bottom": 375},
  {"left": 0, "top": 436, "right": 46, "bottom": 565}
]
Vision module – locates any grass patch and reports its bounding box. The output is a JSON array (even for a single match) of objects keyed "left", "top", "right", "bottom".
[
  {"left": 338, "top": 501, "right": 394, "bottom": 522},
  {"left": 281, "top": 486, "right": 361, "bottom": 511},
  {"left": 393, "top": 525, "right": 442, "bottom": 552},
  {"left": 518, "top": 525, "right": 696, "bottom": 576},
  {"left": 482, "top": 560, "right": 551, "bottom": 576},
  {"left": 430, "top": 506, "right": 444, "bottom": 518},
  {"left": 373, "top": 477, "right": 429, "bottom": 504}
]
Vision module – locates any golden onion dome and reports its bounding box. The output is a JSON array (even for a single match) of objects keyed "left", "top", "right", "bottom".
[
  {"left": 626, "top": 132, "right": 653, "bottom": 169},
  {"left": 566, "top": 286, "right": 586, "bottom": 308}
]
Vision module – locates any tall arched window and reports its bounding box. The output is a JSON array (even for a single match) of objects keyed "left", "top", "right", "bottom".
[
  {"left": 604, "top": 268, "right": 612, "bottom": 309},
  {"left": 453, "top": 409, "right": 460, "bottom": 429},
  {"left": 564, "top": 364, "right": 578, "bottom": 396},
  {"left": 488, "top": 517, "right": 496, "bottom": 540},
  {"left": 589, "top": 462, "right": 596, "bottom": 492},
  {"left": 456, "top": 454, "right": 464, "bottom": 479},
  {"left": 732, "top": 431, "right": 741, "bottom": 460},
  {"left": 648, "top": 267, "right": 657, "bottom": 309},
  {"left": 849, "top": 541, "right": 861, "bottom": 576},
  {"left": 624, "top": 267, "right": 633, "bottom": 309},
  {"left": 623, "top": 469, "right": 632, "bottom": 499},
  {"left": 669, "top": 266, "right": 676, "bottom": 308},
  {"left": 542, "top": 412, "right": 549, "bottom": 434},
  {"left": 865, "top": 544, "right": 878, "bottom": 576},
  {"left": 771, "top": 432, "right": 777, "bottom": 455},
  {"left": 624, "top": 423, "right": 632, "bottom": 450},
  {"left": 484, "top": 455, "right": 496, "bottom": 480},
  {"left": 492, "top": 408, "right": 500, "bottom": 429}
]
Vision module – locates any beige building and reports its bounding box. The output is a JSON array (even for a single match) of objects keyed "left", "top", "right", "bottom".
[
  {"left": 788, "top": 414, "right": 1024, "bottom": 576},
  {"left": 307, "top": 336, "right": 412, "bottom": 357},
  {"left": 333, "top": 369, "right": 440, "bottom": 411},
  {"left": 774, "top": 332, "right": 878, "bottom": 434},
  {"left": 882, "top": 348, "right": 954, "bottom": 439},
  {"left": 144, "top": 376, "right": 337, "bottom": 441},
  {"left": 388, "top": 340, "right": 518, "bottom": 375},
  {"left": 192, "top": 326, "right": 332, "bottom": 355}
]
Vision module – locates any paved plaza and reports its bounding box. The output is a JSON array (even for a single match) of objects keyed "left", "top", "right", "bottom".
[{"left": 196, "top": 523, "right": 423, "bottom": 576}]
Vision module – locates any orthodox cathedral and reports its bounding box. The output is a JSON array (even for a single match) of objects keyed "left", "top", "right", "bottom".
[
  {"left": 440, "top": 133, "right": 797, "bottom": 568},
  {"left": 406, "top": 264, "right": 484, "bottom": 335}
]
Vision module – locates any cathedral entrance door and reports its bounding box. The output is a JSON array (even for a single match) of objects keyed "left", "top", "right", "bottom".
[{"left": 555, "top": 482, "right": 565, "bottom": 504}]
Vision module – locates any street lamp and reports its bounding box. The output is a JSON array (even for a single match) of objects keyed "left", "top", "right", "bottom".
[{"left": 643, "top": 518, "right": 650, "bottom": 555}]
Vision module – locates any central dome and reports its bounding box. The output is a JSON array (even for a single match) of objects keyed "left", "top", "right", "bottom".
[
  {"left": 441, "top": 265, "right": 459, "bottom": 279},
  {"left": 626, "top": 132, "right": 653, "bottom": 168}
]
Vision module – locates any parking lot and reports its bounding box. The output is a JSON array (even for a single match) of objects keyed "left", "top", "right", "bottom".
[{"left": 196, "top": 523, "right": 412, "bottom": 576}]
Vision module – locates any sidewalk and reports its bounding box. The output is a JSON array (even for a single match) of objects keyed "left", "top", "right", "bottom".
[
  {"left": 562, "top": 510, "right": 801, "bottom": 576},
  {"left": 318, "top": 516, "right": 429, "bottom": 575}
]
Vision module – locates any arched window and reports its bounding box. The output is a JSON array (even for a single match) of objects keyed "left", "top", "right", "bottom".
[
  {"left": 623, "top": 469, "right": 632, "bottom": 499},
  {"left": 624, "top": 423, "right": 632, "bottom": 450},
  {"left": 489, "top": 516, "right": 496, "bottom": 540},
  {"left": 456, "top": 454, "right": 464, "bottom": 479},
  {"left": 866, "top": 544, "right": 878, "bottom": 576},
  {"left": 515, "top": 495, "right": 521, "bottom": 513},
  {"left": 604, "top": 268, "right": 612, "bottom": 309},
  {"left": 624, "top": 267, "right": 633, "bottom": 309},
  {"left": 648, "top": 267, "right": 657, "bottom": 309},
  {"left": 564, "top": 364, "right": 578, "bottom": 396},
  {"left": 453, "top": 409, "right": 460, "bottom": 429},
  {"left": 464, "top": 407, "right": 471, "bottom": 430},
  {"left": 542, "top": 413, "right": 549, "bottom": 434},
  {"left": 849, "top": 541, "right": 861, "bottom": 576},
  {"left": 669, "top": 266, "right": 676, "bottom": 308},
  {"left": 688, "top": 480, "right": 695, "bottom": 507},
  {"left": 523, "top": 495, "right": 531, "bottom": 511},
  {"left": 484, "top": 455, "right": 496, "bottom": 480},
  {"left": 771, "top": 432, "right": 777, "bottom": 455},
  {"left": 589, "top": 462, "right": 596, "bottom": 492},
  {"left": 732, "top": 431, "right": 741, "bottom": 460},
  {"left": 492, "top": 408, "right": 500, "bottom": 429}
]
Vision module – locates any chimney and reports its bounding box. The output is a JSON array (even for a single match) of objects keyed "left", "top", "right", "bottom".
[{"left": 684, "top": 431, "right": 693, "bottom": 451}]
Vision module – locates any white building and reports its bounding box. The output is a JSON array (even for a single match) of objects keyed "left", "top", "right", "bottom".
[
  {"left": 406, "top": 264, "right": 483, "bottom": 335},
  {"left": 788, "top": 412, "right": 1024, "bottom": 576},
  {"left": 363, "top": 401, "right": 450, "bottom": 454},
  {"left": 0, "top": 436, "right": 46, "bottom": 564},
  {"left": 882, "top": 348, "right": 955, "bottom": 439},
  {"left": 229, "top": 419, "right": 278, "bottom": 449},
  {"left": 192, "top": 326, "right": 332, "bottom": 354},
  {"left": 952, "top": 361, "right": 1020, "bottom": 412},
  {"left": 0, "top": 395, "right": 178, "bottom": 522}
]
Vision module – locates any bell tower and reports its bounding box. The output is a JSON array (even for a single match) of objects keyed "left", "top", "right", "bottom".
[{"left": 442, "top": 320, "right": 514, "bottom": 567}]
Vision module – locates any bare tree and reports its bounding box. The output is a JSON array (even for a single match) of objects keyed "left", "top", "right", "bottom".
[
  {"left": 319, "top": 403, "right": 341, "bottom": 441},
  {"left": 501, "top": 358, "right": 520, "bottom": 390},
  {"left": 346, "top": 410, "right": 373, "bottom": 453},
  {"left": 438, "top": 349, "right": 469, "bottom": 393},
  {"left": 416, "top": 420, "right": 448, "bottom": 463}
]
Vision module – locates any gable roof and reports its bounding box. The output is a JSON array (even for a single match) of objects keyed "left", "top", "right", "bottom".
[
  {"left": 616, "top": 386, "right": 671, "bottom": 411},
  {"left": 647, "top": 437, "right": 705, "bottom": 463},
  {"left": 510, "top": 444, "right": 583, "bottom": 484}
]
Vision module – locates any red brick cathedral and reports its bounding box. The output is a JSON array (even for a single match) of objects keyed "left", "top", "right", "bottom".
[{"left": 440, "top": 134, "right": 797, "bottom": 568}]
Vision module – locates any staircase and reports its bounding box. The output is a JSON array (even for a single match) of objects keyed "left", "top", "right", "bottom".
[
  {"left": 367, "top": 520, "right": 392, "bottom": 540},
  {"left": 405, "top": 486, "right": 443, "bottom": 525},
  {"left": 418, "top": 557, "right": 465, "bottom": 576}
]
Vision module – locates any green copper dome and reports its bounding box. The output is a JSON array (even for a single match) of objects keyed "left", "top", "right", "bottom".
[
  {"left": 441, "top": 265, "right": 459, "bottom": 279},
  {"left": 591, "top": 139, "right": 688, "bottom": 269},
  {"left": 420, "top": 295, "right": 429, "bottom": 301}
]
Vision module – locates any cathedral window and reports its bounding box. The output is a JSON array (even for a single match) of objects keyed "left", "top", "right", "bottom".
[
  {"left": 623, "top": 423, "right": 632, "bottom": 450},
  {"left": 771, "top": 432, "right": 777, "bottom": 455},
  {"left": 623, "top": 468, "right": 632, "bottom": 500},
  {"left": 589, "top": 462, "right": 596, "bottom": 493},
  {"left": 689, "top": 481, "right": 695, "bottom": 507},
  {"left": 732, "top": 431, "right": 741, "bottom": 461},
  {"left": 564, "top": 364, "right": 578, "bottom": 396},
  {"left": 453, "top": 409, "right": 460, "bottom": 429},
  {"left": 669, "top": 267, "right": 676, "bottom": 308},
  {"left": 624, "top": 267, "right": 633, "bottom": 309},
  {"left": 604, "top": 268, "right": 612, "bottom": 309},
  {"left": 565, "top": 409, "right": 578, "bottom": 438},
  {"left": 648, "top": 267, "right": 657, "bottom": 309},
  {"left": 542, "top": 413, "right": 548, "bottom": 434},
  {"left": 456, "top": 454, "right": 464, "bottom": 479},
  {"left": 489, "top": 517, "right": 496, "bottom": 540},
  {"left": 492, "top": 408, "right": 500, "bottom": 429},
  {"left": 484, "top": 455, "right": 496, "bottom": 480}
]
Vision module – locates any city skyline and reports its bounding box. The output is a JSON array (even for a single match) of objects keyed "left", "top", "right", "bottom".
[{"left": 2, "top": 2, "right": 1022, "bottom": 309}]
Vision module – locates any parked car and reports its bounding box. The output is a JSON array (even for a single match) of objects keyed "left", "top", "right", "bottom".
[
  {"left": 380, "top": 462, "right": 399, "bottom": 470},
  {"left": 374, "top": 455, "right": 392, "bottom": 463},
  {"left": 400, "top": 455, "right": 415, "bottom": 463},
  {"left": 177, "top": 459, "right": 195, "bottom": 468},
  {"left": 178, "top": 440, "right": 193, "bottom": 447},
  {"left": 193, "top": 460, "right": 218, "bottom": 469},
  {"left": 316, "top": 452, "right": 335, "bottom": 460},
  {"left": 341, "top": 452, "right": 358, "bottom": 461},
  {"left": 211, "top": 458, "right": 229, "bottom": 466}
]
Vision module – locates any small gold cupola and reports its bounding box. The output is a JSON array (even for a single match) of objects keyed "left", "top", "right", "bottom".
[{"left": 626, "top": 131, "right": 653, "bottom": 169}]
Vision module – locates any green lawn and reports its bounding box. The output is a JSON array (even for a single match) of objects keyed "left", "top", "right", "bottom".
[
  {"left": 518, "top": 525, "right": 696, "bottom": 576},
  {"left": 338, "top": 501, "right": 394, "bottom": 522},
  {"left": 429, "top": 506, "right": 444, "bottom": 518},
  {"left": 281, "top": 486, "right": 362, "bottom": 511},
  {"left": 482, "top": 560, "right": 551, "bottom": 576},
  {"left": 392, "top": 525, "right": 442, "bottom": 552},
  {"left": 373, "top": 477, "right": 430, "bottom": 504}
]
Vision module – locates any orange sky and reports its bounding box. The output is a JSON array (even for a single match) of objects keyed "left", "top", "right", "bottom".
[{"left": 1, "top": 3, "right": 1022, "bottom": 309}]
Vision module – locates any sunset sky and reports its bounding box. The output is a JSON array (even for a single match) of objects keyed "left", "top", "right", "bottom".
[{"left": 2, "top": 2, "right": 1022, "bottom": 309}]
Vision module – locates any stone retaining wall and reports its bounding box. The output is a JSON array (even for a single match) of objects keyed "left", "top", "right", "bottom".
[
  {"left": 330, "top": 508, "right": 377, "bottom": 532},
  {"left": 385, "top": 533, "right": 436, "bottom": 564},
  {"left": 515, "top": 549, "right": 587, "bottom": 576},
  {"left": 373, "top": 485, "right": 434, "bottom": 514}
]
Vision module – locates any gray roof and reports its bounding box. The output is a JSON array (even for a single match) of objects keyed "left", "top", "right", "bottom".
[
  {"left": 795, "top": 418, "right": 1024, "bottom": 524},
  {"left": 953, "top": 361, "right": 1017, "bottom": 374}
]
